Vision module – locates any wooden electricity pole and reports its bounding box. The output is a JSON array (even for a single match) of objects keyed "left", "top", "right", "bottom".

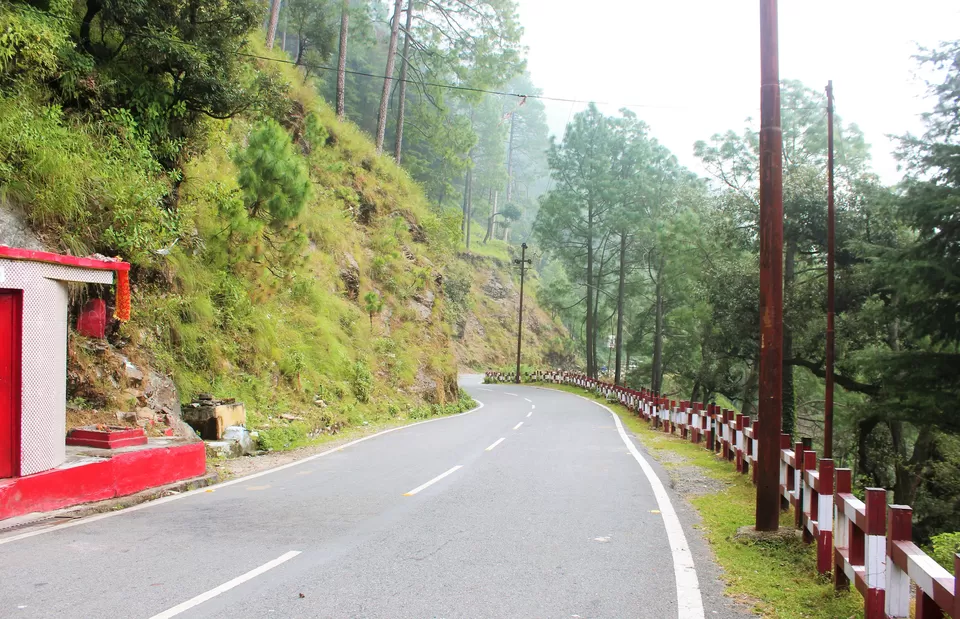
[
  {"left": 756, "top": 0, "right": 784, "bottom": 532},
  {"left": 824, "top": 81, "right": 836, "bottom": 459},
  {"left": 514, "top": 243, "right": 532, "bottom": 384}
]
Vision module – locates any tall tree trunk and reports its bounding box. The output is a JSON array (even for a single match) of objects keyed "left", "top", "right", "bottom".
[
  {"left": 857, "top": 416, "right": 881, "bottom": 482},
  {"left": 691, "top": 380, "right": 701, "bottom": 404},
  {"left": 651, "top": 254, "right": 665, "bottom": 392},
  {"left": 393, "top": 0, "right": 414, "bottom": 162},
  {"left": 782, "top": 239, "right": 796, "bottom": 435},
  {"left": 465, "top": 167, "right": 473, "bottom": 250},
  {"left": 741, "top": 361, "right": 759, "bottom": 416},
  {"left": 335, "top": 0, "right": 349, "bottom": 120},
  {"left": 505, "top": 112, "right": 516, "bottom": 204},
  {"left": 483, "top": 191, "right": 498, "bottom": 244},
  {"left": 375, "top": 0, "right": 403, "bottom": 153},
  {"left": 614, "top": 232, "right": 627, "bottom": 385},
  {"left": 591, "top": 240, "right": 606, "bottom": 379},
  {"left": 266, "top": 0, "right": 282, "bottom": 49},
  {"left": 585, "top": 204, "right": 595, "bottom": 377},
  {"left": 891, "top": 424, "right": 934, "bottom": 506},
  {"left": 461, "top": 171, "right": 470, "bottom": 237}
]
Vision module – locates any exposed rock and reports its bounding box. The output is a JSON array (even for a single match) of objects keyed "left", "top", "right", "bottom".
[
  {"left": 123, "top": 360, "right": 144, "bottom": 384},
  {"left": 206, "top": 440, "right": 243, "bottom": 459},
  {"left": 453, "top": 315, "right": 467, "bottom": 340},
  {"left": 340, "top": 252, "right": 360, "bottom": 300},
  {"left": 408, "top": 299, "right": 432, "bottom": 321},
  {"left": 412, "top": 367, "right": 439, "bottom": 403},
  {"left": 0, "top": 199, "right": 46, "bottom": 251},
  {"left": 407, "top": 221, "right": 427, "bottom": 243},
  {"left": 222, "top": 425, "right": 257, "bottom": 455},
  {"left": 482, "top": 274, "right": 511, "bottom": 300},
  {"left": 414, "top": 288, "right": 435, "bottom": 308}
]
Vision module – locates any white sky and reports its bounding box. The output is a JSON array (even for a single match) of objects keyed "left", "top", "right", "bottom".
[{"left": 516, "top": 0, "right": 960, "bottom": 185}]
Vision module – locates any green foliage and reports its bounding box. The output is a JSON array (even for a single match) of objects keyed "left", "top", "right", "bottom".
[
  {"left": 0, "top": 3, "right": 71, "bottom": 83},
  {"left": 929, "top": 532, "right": 960, "bottom": 570},
  {"left": 286, "top": 0, "right": 338, "bottom": 66},
  {"left": 0, "top": 91, "right": 169, "bottom": 260},
  {"left": 352, "top": 360, "right": 373, "bottom": 403},
  {"left": 234, "top": 119, "right": 310, "bottom": 224},
  {"left": 75, "top": 0, "right": 265, "bottom": 161},
  {"left": 258, "top": 422, "right": 309, "bottom": 451}
]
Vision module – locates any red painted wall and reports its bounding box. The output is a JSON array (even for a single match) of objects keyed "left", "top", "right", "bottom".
[{"left": 0, "top": 443, "right": 205, "bottom": 520}]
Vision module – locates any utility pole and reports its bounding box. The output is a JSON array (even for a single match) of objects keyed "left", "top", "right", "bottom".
[
  {"left": 514, "top": 243, "right": 532, "bottom": 384},
  {"left": 756, "top": 0, "right": 784, "bottom": 532},
  {"left": 824, "top": 80, "right": 835, "bottom": 459}
]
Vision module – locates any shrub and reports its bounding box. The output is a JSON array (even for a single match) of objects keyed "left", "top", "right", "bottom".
[
  {"left": 929, "top": 532, "right": 960, "bottom": 570},
  {"left": 234, "top": 119, "right": 310, "bottom": 224},
  {"left": 352, "top": 360, "right": 373, "bottom": 403},
  {"left": 257, "top": 422, "right": 308, "bottom": 451}
]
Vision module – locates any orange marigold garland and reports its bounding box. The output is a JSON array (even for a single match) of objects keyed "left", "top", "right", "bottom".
[{"left": 114, "top": 268, "right": 131, "bottom": 321}]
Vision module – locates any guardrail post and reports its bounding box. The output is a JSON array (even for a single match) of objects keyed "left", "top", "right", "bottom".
[
  {"left": 834, "top": 468, "right": 852, "bottom": 590},
  {"left": 817, "top": 458, "right": 834, "bottom": 574},
  {"left": 864, "top": 488, "right": 887, "bottom": 619},
  {"left": 801, "top": 450, "right": 816, "bottom": 540},
  {"left": 779, "top": 434, "right": 792, "bottom": 510},
  {"left": 885, "top": 505, "right": 912, "bottom": 618},
  {"left": 954, "top": 554, "right": 959, "bottom": 619}
]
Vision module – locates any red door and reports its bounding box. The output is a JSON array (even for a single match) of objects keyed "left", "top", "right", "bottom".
[{"left": 0, "top": 289, "right": 22, "bottom": 478}]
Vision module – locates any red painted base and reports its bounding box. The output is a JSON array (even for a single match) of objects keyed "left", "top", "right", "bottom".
[
  {"left": 66, "top": 426, "right": 147, "bottom": 449},
  {"left": 0, "top": 442, "right": 205, "bottom": 521}
]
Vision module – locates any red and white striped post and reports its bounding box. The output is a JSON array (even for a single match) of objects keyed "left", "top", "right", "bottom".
[{"left": 864, "top": 488, "right": 887, "bottom": 619}]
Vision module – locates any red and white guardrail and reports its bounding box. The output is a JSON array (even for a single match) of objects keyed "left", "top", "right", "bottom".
[{"left": 485, "top": 370, "right": 960, "bottom": 619}]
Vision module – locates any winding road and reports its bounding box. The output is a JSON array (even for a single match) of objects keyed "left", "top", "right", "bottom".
[{"left": 0, "top": 376, "right": 748, "bottom": 618}]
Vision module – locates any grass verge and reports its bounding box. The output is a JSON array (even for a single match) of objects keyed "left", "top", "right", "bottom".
[{"left": 532, "top": 383, "right": 865, "bottom": 619}]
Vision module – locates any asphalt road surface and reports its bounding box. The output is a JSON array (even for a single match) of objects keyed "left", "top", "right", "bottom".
[{"left": 0, "top": 376, "right": 749, "bottom": 618}]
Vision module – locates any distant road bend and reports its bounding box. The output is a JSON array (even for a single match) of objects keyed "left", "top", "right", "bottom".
[{"left": 0, "top": 375, "right": 733, "bottom": 618}]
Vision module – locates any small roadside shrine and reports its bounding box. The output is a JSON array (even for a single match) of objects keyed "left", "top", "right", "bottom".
[
  {"left": 0, "top": 246, "right": 204, "bottom": 521},
  {"left": 0, "top": 246, "right": 128, "bottom": 479}
]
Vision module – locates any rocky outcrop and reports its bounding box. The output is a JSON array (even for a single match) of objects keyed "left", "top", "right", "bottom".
[{"left": 340, "top": 252, "right": 360, "bottom": 300}]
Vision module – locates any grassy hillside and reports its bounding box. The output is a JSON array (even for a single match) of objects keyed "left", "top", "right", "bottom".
[
  {"left": 445, "top": 251, "right": 573, "bottom": 371},
  {"left": 0, "top": 3, "right": 564, "bottom": 448}
]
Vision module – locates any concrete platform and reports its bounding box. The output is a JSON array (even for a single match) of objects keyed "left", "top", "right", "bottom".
[{"left": 0, "top": 438, "right": 206, "bottom": 521}]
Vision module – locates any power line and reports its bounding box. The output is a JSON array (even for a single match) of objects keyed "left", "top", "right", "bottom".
[{"left": 26, "top": 5, "right": 824, "bottom": 114}]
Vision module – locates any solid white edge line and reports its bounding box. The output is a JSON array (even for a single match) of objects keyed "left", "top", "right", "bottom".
[
  {"left": 485, "top": 438, "right": 506, "bottom": 452},
  {"left": 561, "top": 390, "right": 705, "bottom": 619},
  {"left": 148, "top": 550, "right": 301, "bottom": 619},
  {"left": 513, "top": 422, "right": 523, "bottom": 430},
  {"left": 526, "top": 411, "right": 532, "bottom": 418},
  {"left": 403, "top": 465, "right": 463, "bottom": 496},
  {"left": 0, "top": 400, "right": 486, "bottom": 546}
]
